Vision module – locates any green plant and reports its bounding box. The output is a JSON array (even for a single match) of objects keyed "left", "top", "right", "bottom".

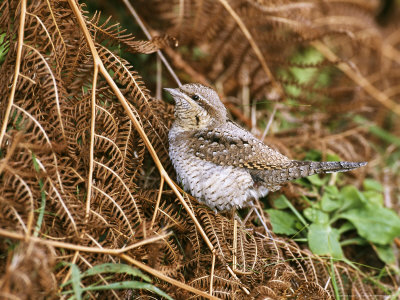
[
  {"left": 267, "top": 176, "right": 400, "bottom": 263},
  {"left": 60, "top": 263, "right": 172, "bottom": 300}
]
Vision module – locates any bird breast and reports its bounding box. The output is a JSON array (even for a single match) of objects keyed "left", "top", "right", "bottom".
[{"left": 168, "top": 127, "right": 269, "bottom": 211}]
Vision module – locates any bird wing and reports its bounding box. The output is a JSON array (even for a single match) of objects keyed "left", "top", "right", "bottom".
[{"left": 192, "top": 120, "right": 292, "bottom": 170}]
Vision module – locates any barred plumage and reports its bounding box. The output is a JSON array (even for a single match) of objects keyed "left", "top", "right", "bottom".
[{"left": 166, "top": 83, "right": 367, "bottom": 211}]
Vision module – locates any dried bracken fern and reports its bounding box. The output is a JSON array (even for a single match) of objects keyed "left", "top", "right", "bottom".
[{"left": 0, "top": 0, "right": 399, "bottom": 299}]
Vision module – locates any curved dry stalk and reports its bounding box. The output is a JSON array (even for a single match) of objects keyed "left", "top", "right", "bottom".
[
  {"left": 92, "top": 186, "right": 134, "bottom": 236},
  {"left": 120, "top": 253, "right": 220, "bottom": 300},
  {"left": 0, "top": 227, "right": 172, "bottom": 255},
  {"left": 121, "top": 0, "right": 182, "bottom": 87},
  {"left": 61, "top": 251, "right": 79, "bottom": 286},
  {"left": 0, "top": 0, "right": 26, "bottom": 147},
  {"left": 311, "top": 40, "right": 400, "bottom": 116},
  {"left": 29, "top": 154, "right": 78, "bottom": 234},
  {"left": 26, "top": 12, "right": 61, "bottom": 70},
  {"left": 78, "top": 254, "right": 121, "bottom": 299},
  {"left": 150, "top": 176, "right": 164, "bottom": 229},
  {"left": 95, "top": 161, "right": 142, "bottom": 223},
  {"left": 12, "top": 48, "right": 66, "bottom": 194},
  {"left": 67, "top": 0, "right": 214, "bottom": 253},
  {"left": 210, "top": 252, "right": 216, "bottom": 295},
  {"left": 84, "top": 63, "right": 98, "bottom": 224},
  {"left": 217, "top": 0, "right": 284, "bottom": 99}
]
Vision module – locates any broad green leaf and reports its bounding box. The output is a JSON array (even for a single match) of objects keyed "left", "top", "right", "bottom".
[
  {"left": 340, "top": 205, "right": 400, "bottom": 245},
  {"left": 363, "top": 179, "right": 383, "bottom": 192},
  {"left": 373, "top": 244, "right": 396, "bottom": 265},
  {"left": 304, "top": 207, "right": 329, "bottom": 224},
  {"left": 308, "top": 223, "right": 343, "bottom": 258},
  {"left": 362, "top": 190, "right": 383, "bottom": 206},
  {"left": 271, "top": 195, "right": 289, "bottom": 209},
  {"left": 321, "top": 192, "right": 341, "bottom": 212},
  {"left": 324, "top": 185, "right": 340, "bottom": 196},
  {"left": 339, "top": 185, "right": 366, "bottom": 210},
  {"left": 266, "top": 209, "right": 298, "bottom": 235},
  {"left": 338, "top": 222, "right": 355, "bottom": 234}
]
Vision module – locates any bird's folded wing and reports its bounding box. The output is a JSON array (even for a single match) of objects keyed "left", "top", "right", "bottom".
[{"left": 192, "top": 120, "right": 292, "bottom": 170}]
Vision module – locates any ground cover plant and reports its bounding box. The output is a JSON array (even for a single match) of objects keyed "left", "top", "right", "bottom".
[{"left": 0, "top": 0, "right": 400, "bottom": 299}]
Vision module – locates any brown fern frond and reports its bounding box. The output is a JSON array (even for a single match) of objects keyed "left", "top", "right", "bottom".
[
  {"left": 0, "top": 0, "right": 398, "bottom": 298},
  {"left": 88, "top": 12, "right": 177, "bottom": 54}
]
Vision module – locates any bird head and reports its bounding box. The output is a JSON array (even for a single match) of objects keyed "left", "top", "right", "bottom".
[{"left": 164, "top": 83, "right": 227, "bottom": 130}]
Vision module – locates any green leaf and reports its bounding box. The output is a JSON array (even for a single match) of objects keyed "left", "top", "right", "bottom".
[
  {"left": 339, "top": 185, "right": 366, "bottom": 210},
  {"left": 31, "top": 153, "right": 41, "bottom": 173},
  {"left": 373, "top": 244, "right": 396, "bottom": 265},
  {"left": 307, "top": 174, "right": 326, "bottom": 187},
  {"left": 326, "top": 153, "right": 341, "bottom": 162},
  {"left": 340, "top": 237, "right": 368, "bottom": 247},
  {"left": 324, "top": 185, "right": 340, "bottom": 196},
  {"left": 88, "top": 282, "right": 172, "bottom": 300},
  {"left": 321, "top": 191, "right": 341, "bottom": 212},
  {"left": 304, "top": 149, "right": 322, "bottom": 161},
  {"left": 271, "top": 195, "right": 289, "bottom": 209},
  {"left": 308, "top": 223, "right": 343, "bottom": 258},
  {"left": 362, "top": 190, "right": 383, "bottom": 206},
  {"left": 338, "top": 222, "right": 355, "bottom": 234},
  {"left": 363, "top": 179, "right": 383, "bottom": 192},
  {"left": 304, "top": 207, "right": 329, "bottom": 224},
  {"left": 62, "top": 263, "right": 151, "bottom": 287},
  {"left": 70, "top": 264, "right": 82, "bottom": 300},
  {"left": 63, "top": 281, "right": 173, "bottom": 300},
  {"left": 340, "top": 205, "right": 400, "bottom": 245},
  {"left": 266, "top": 209, "right": 298, "bottom": 235},
  {"left": 81, "top": 263, "right": 151, "bottom": 282},
  {"left": 354, "top": 116, "right": 400, "bottom": 148}
]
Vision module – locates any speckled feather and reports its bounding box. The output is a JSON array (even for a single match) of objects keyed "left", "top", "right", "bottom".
[{"left": 166, "top": 83, "right": 367, "bottom": 211}]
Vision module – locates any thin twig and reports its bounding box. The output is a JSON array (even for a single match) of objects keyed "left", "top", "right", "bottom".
[
  {"left": 225, "top": 265, "right": 250, "bottom": 295},
  {"left": 61, "top": 251, "right": 79, "bottom": 286},
  {"left": 120, "top": 254, "right": 220, "bottom": 300},
  {"left": 85, "top": 61, "right": 98, "bottom": 225},
  {"left": 210, "top": 253, "right": 216, "bottom": 296},
  {"left": 0, "top": 0, "right": 26, "bottom": 147},
  {"left": 311, "top": 40, "right": 400, "bottom": 116},
  {"left": 217, "top": 0, "right": 284, "bottom": 99},
  {"left": 121, "top": 0, "right": 182, "bottom": 87},
  {"left": 233, "top": 217, "right": 238, "bottom": 271},
  {"left": 252, "top": 203, "right": 274, "bottom": 240},
  {"left": 261, "top": 103, "right": 277, "bottom": 141},
  {"left": 67, "top": 0, "right": 214, "bottom": 253},
  {"left": 156, "top": 55, "right": 162, "bottom": 99},
  {"left": 150, "top": 176, "right": 164, "bottom": 229},
  {"left": 0, "top": 228, "right": 172, "bottom": 255}
]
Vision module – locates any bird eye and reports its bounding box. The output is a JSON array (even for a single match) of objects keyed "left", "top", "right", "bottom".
[{"left": 191, "top": 94, "right": 200, "bottom": 101}]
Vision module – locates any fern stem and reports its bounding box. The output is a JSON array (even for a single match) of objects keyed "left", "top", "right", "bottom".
[
  {"left": 122, "top": 0, "right": 182, "bottom": 87},
  {"left": 0, "top": 0, "right": 26, "bottom": 147}
]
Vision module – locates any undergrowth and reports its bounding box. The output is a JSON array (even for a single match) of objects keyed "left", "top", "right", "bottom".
[{"left": 0, "top": 0, "right": 399, "bottom": 299}]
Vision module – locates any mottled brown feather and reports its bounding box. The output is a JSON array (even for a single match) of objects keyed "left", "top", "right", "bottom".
[{"left": 190, "top": 119, "right": 292, "bottom": 170}]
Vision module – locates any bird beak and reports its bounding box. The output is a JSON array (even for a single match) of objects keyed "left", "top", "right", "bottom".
[
  {"left": 164, "top": 87, "right": 194, "bottom": 109},
  {"left": 164, "top": 87, "right": 183, "bottom": 100}
]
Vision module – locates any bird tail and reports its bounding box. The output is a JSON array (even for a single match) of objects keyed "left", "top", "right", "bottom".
[
  {"left": 250, "top": 161, "right": 367, "bottom": 190},
  {"left": 291, "top": 161, "right": 367, "bottom": 176}
]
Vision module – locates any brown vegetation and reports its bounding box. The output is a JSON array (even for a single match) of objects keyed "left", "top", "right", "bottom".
[{"left": 0, "top": 0, "right": 399, "bottom": 299}]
